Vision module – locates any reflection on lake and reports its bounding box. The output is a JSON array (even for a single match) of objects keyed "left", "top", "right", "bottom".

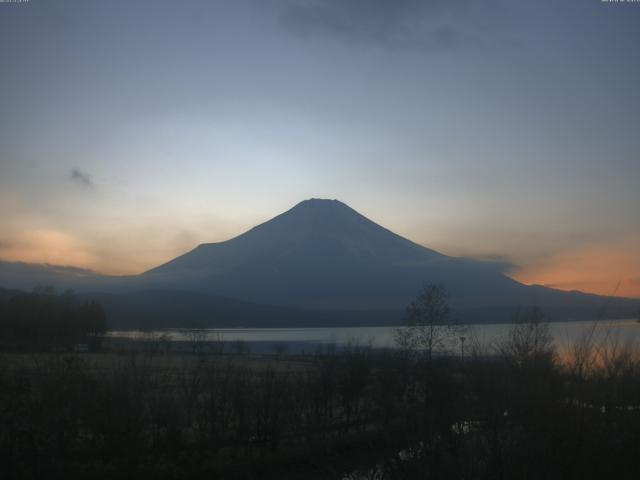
[{"left": 107, "top": 319, "right": 640, "bottom": 355}]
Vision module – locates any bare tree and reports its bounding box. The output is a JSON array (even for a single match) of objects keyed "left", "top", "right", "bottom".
[
  {"left": 187, "top": 329, "right": 207, "bottom": 355},
  {"left": 498, "top": 306, "right": 556, "bottom": 367},
  {"left": 272, "top": 343, "right": 288, "bottom": 359},
  {"left": 209, "top": 331, "right": 225, "bottom": 355},
  {"left": 395, "top": 284, "right": 462, "bottom": 362}
]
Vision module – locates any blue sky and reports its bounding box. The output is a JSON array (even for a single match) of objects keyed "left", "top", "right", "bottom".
[{"left": 1, "top": 0, "right": 639, "bottom": 297}]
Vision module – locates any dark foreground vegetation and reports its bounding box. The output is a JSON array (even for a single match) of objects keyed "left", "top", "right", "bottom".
[
  {"left": 1, "top": 320, "right": 639, "bottom": 479},
  {"left": 0, "top": 287, "right": 107, "bottom": 352},
  {"left": 1, "top": 286, "right": 638, "bottom": 478}
]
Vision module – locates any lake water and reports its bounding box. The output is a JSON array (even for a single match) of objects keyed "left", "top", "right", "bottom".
[{"left": 107, "top": 319, "right": 640, "bottom": 355}]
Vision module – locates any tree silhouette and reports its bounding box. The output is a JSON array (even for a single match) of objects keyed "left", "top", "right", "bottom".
[{"left": 395, "top": 283, "right": 462, "bottom": 361}]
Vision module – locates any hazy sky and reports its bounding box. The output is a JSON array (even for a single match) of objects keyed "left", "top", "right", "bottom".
[{"left": 1, "top": 0, "right": 639, "bottom": 298}]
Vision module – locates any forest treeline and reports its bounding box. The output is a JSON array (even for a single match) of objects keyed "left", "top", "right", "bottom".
[
  {"left": 1, "top": 318, "right": 639, "bottom": 479},
  {"left": 0, "top": 287, "right": 107, "bottom": 351}
]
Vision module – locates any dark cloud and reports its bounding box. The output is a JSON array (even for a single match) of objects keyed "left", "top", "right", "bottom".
[
  {"left": 482, "top": 259, "right": 515, "bottom": 274},
  {"left": 480, "top": 253, "right": 511, "bottom": 263},
  {"left": 70, "top": 167, "right": 94, "bottom": 188},
  {"left": 454, "top": 252, "right": 515, "bottom": 273},
  {"left": 0, "top": 260, "right": 94, "bottom": 276},
  {"left": 276, "top": 0, "right": 504, "bottom": 51},
  {"left": 457, "top": 255, "right": 515, "bottom": 275},
  {"left": 46, "top": 263, "right": 96, "bottom": 276},
  {"left": 0, "top": 260, "right": 98, "bottom": 292}
]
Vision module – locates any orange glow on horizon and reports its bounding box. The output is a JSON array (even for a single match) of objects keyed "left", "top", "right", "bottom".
[
  {"left": 0, "top": 229, "right": 99, "bottom": 270},
  {"left": 510, "top": 235, "right": 640, "bottom": 299},
  {"left": 0, "top": 229, "right": 148, "bottom": 276}
]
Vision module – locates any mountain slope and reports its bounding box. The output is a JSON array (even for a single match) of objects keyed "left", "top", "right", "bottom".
[{"left": 140, "top": 199, "right": 553, "bottom": 309}]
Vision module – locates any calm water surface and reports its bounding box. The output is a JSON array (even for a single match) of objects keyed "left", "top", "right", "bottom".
[{"left": 108, "top": 319, "right": 640, "bottom": 354}]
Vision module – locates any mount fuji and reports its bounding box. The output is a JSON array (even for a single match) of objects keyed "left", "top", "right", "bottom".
[{"left": 142, "top": 198, "right": 523, "bottom": 308}]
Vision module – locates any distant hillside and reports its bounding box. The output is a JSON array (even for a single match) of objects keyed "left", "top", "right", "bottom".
[
  {"left": 79, "top": 289, "right": 398, "bottom": 329},
  {"left": 0, "top": 283, "right": 636, "bottom": 330}
]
